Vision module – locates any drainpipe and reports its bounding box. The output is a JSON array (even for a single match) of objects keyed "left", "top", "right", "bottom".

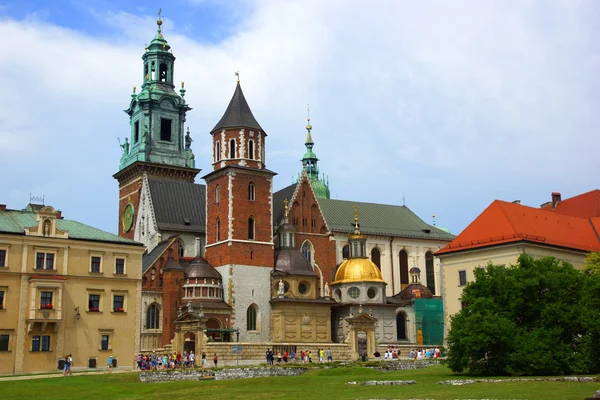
[{"left": 389, "top": 237, "right": 394, "bottom": 294}]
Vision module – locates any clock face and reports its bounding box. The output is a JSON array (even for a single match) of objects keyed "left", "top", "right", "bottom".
[{"left": 122, "top": 203, "right": 135, "bottom": 232}]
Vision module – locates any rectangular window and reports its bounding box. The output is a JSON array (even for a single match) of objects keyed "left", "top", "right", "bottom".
[
  {"left": 0, "top": 334, "right": 8, "bottom": 351},
  {"left": 458, "top": 270, "right": 467, "bottom": 286},
  {"left": 0, "top": 291, "right": 4, "bottom": 309},
  {"left": 134, "top": 121, "right": 140, "bottom": 143},
  {"left": 91, "top": 256, "right": 101, "bottom": 273},
  {"left": 101, "top": 335, "right": 109, "bottom": 351},
  {"left": 0, "top": 249, "right": 6, "bottom": 267},
  {"left": 40, "top": 291, "right": 53, "bottom": 309},
  {"left": 160, "top": 118, "right": 172, "bottom": 141},
  {"left": 31, "top": 335, "right": 50, "bottom": 351},
  {"left": 36, "top": 252, "right": 54, "bottom": 270},
  {"left": 88, "top": 294, "right": 100, "bottom": 312},
  {"left": 113, "top": 295, "right": 124, "bottom": 312},
  {"left": 115, "top": 258, "right": 125, "bottom": 275}
]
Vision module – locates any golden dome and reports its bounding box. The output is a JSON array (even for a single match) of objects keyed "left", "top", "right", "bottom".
[{"left": 333, "top": 258, "right": 385, "bottom": 284}]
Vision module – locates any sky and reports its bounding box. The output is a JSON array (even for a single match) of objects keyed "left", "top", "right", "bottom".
[{"left": 0, "top": 0, "right": 598, "bottom": 236}]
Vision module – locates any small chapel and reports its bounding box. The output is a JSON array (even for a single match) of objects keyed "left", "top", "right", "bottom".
[{"left": 113, "top": 14, "right": 451, "bottom": 360}]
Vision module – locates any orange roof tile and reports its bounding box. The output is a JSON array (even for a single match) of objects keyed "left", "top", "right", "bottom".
[
  {"left": 547, "top": 189, "right": 600, "bottom": 218},
  {"left": 436, "top": 200, "right": 600, "bottom": 255}
]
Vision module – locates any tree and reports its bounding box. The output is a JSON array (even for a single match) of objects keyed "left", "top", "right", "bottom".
[
  {"left": 583, "top": 252, "right": 600, "bottom": 275},
  {"left": 445, "top": 253, "right": 599, "bottom": 376}
]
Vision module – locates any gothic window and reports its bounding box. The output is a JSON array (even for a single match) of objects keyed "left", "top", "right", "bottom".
[
  {"left": 246, "top": 304, "right": 257, "bottom": 331},
  {"left": 216, "top": 218, "right": 220, "bottom": 242},
  {"left": 248, "top": 139, "right": 254, "bottom": 159},
  {"left": 425, "top": 251, "right": 436, "bottom": 295},
  {"left": 215, "top": 184, "right": 220, "bottom": 204},
  {"left": 215, "top": 141, "right": 221, "bottom": 161},
  {"left": 134, "top": 121, "right": 139, "bottom": 143},
  {"left": 160, "top": 118, "right": 172, "bottom": 141},
  {"left": 342, "top": 245, "right": 349, "bottom": 259},
  {"left": 159, "top": 63, "right": 167, "bottom": 82},
  {"left": 146, "top": 304, "right": 160, "bottom": 329},
  {"left": 301, "top": 241, "right": 312, "bottom": 264},
  {"left": 371, "top": 247, "right": 381, "bottom": 269},
  {"left": 248, "top": 182, "right": 255, "bottom": 201},
  {"left": 229, "top": 139, "right": 236, "bottom": 158},
  {"left": 248, "top": 217, "right": 255, "bottom": 240},
  {"left": 399, "top": 250, "right": 409, "bottom": 285}
]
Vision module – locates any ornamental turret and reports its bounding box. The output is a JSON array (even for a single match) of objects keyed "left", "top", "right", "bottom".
[{"left": 299, "top": 106, "right": 330, "bottom": 199}]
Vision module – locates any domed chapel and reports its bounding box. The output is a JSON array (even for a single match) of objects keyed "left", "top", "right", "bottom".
[{"left": 114, "top": 14, "right": 452, "bottom": 360}]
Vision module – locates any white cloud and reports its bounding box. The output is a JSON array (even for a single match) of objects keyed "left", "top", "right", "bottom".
[{"left": 0, "top": 0, "right": 598, "bottom": 234}]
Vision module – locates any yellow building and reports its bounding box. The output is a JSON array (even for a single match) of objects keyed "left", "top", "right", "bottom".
[
  {"left": 436, "top": 194, "right": 600, "bottom": 339},
  {"left": 0, "top": 204, "right": 144, "bottom": 374}
]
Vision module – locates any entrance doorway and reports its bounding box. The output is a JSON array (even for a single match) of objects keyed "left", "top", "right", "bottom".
[
  {"left": 357, "top": 331, "right": 367, "bottom": 359},
  {"left": 396, "top": 313, "right": 407, "bottom": 340},
  {"left": 184, "top": 332, "right": 195, "bottom": 353}
]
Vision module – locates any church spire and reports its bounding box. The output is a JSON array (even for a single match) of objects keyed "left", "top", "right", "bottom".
[
  {"left": 211, "top": 81, "right": 263, "bottom": 134},
  {"left": 300, "top": 106, "right": 330, "bottom": 199}
]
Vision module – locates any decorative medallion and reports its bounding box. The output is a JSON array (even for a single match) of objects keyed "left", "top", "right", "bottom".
[
  {"left": 122, "top": 202, "right": 135, "bottom": 232},
  {"left": 43, "top": 311, "right": 49, "bottom": 318}
]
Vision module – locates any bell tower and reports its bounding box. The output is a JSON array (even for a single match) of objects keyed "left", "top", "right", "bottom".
[
  {"left": 203, "top": 77, "right": 276, "bottom": 341},
  {"left": 113, "top": 11, "right": 200, "bottom": 239}
]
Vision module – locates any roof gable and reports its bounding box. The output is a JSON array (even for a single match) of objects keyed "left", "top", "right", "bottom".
[{"left": 147, "top": 178, "right": 206, "bottom": 233}]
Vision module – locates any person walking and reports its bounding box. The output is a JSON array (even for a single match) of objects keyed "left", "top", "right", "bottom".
[
  {"left": 107, "top": 355, "right": 113, "bottom": 373},
  {"left": 213, "top": 353, "right": 218, "bottom": 367},
  {"left": 326, "top": 348, "right": 332, "bottom": 362}
]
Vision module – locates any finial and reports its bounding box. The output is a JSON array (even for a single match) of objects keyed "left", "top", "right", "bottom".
[
  {"left": 181, "top": 81, "right": 185, "bottom": 88},
  {"left": 180, "top": 82, "right": 186, "bottom": 99},
  {"left": 306, "top": 104, "right": 312, "bottom": 131},
  {"left": 354, "top": 205, "right": 359, "bottom": 230},
  {"left": 432, "top": 214, "right": 436, "bottom": 226},
  {"left": 284, "top": 198, "right": 289, "bottom": 217},
  {"left": 144, "top": 44, "right": 148, "bottom": 52},
  {"left": 235, "top": 71, "right": 240, "bottom": 82},
  {"left": 157, "top": 8, "right": 163, "bottom": 32},
  {"left": 132, "top": 86, "right": 136, "bottom": 93}
]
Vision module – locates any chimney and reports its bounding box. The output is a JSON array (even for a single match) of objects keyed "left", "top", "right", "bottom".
[
  {"left": 551, "top": 192, "right": 561, "bottom": 208},
  {"left": 512, "top": 200, "right": 521, "bottom": 205},
  {"left": 56, "top": 210, "right": 63, "bottom": 219},
  {"left": 0, "top": 204, "right": 6, "bottom": 211}
]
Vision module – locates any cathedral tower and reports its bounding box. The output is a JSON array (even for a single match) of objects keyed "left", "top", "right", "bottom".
[
  {"left": 204, "top": 79, "right": 276, "bottom": 341},
  {"left": 113, "top": 13, "right": 199, "bottom": 239},
  {"left": 299, "top": 109, "right": 330, "bottom": 199}
]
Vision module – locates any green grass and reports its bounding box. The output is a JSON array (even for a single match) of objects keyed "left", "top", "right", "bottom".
[{"left": 0, "top": 364, "right": 597, "bottom": 400}]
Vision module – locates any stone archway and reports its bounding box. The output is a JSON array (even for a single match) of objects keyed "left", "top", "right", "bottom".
[
  {"left": 346, "top": 313, "right": 377, "bottom": 361},
  {"left": 174, "top": 310, "right": 207, "bottom": 357}
]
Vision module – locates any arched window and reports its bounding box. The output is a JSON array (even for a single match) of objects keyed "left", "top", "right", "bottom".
[
  {"left": 425, "top": 251, "right": 435, "bottom": 294},
  {"left": 396, "top": 313, "right": 407, "bottom": 340},
  {"left": 229, "top": 139, "right": 236, "bottom": 159},
  {"left": 248, "top": 182, "right": 255, "bottom": 201},
  {"left": 248, "top": 217, "right": 255, "bottom": 240},
  {"left": 342, "top": 245, "right": 349, "bottom": 259},
  {"left": 399, "top": 250, "right": 409, "bottom": 286},
  {"left": 146, "top": 304, "right": 160, "bottom": 329},
  {"left": 215, "top": 184, "right": 220, "bottom": 204},
  {"left": 246, "top": 304, "right": 257, "bottom": 331},
  {"left": 371, "top": 247, "right": 381, "bottom": 269},
  {"left": 215, "top": 141, "right": 221, "bottom": 161},
  {"left": 216, "top": 218, "right": 220, "bottom": 242},
  {"left": 301, "top": 241, "right": 312, "bottom": 264},
  {"left": 248, "top": 140, "right": 254, "bottom": 160},
  {"left": 159, "top": 63, "right": 168, "bottom": 82}
]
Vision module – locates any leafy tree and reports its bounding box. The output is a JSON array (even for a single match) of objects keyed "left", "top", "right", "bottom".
[
  {"left": 445, "top": 253, "right": 600, "bottom": 376},
  {"left": 583, "top": 251, "right": 600, "bottom": 275}
]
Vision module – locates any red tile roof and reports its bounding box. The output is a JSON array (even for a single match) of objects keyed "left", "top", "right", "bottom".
[
  {"left": 436, "top": 200, "right": 600, "bottom": 255},
  {"left": 546, "top": 189, "right": 600, "bottom": 218}
]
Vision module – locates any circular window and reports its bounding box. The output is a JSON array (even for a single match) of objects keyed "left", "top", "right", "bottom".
[
  {"left": 298, "top": 282, "right": 310, "bottom": 295},
  {"left": 367, "top": 287, "right": 377, "bottom": 299},
  {"left": 348, "top": 287, "right": 360, "bottom": 299}
]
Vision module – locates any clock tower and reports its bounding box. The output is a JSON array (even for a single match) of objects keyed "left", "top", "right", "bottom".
[{"left": 114, "top": 13, "right": 200, "bottom": 239}]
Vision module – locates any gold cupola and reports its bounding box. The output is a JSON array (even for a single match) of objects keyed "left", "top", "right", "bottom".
[{"left": 333, "top": 206, "right": 385, "bottom": 284}]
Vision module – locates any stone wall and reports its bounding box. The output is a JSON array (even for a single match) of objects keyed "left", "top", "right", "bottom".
[{"left": 139, "top": 366, "right": 307, "bottom": 383}]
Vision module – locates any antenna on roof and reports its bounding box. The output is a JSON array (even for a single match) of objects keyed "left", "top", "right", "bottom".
[
  {"left": 30, "top": 193, "right": 45, "bottom": 205},
  {"left": 402, "top": 196, "right": 406, "bottom": 206}
]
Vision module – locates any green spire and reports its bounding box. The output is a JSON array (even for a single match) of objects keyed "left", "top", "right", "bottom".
[
  {"left": 118, "top": 10, "right": 195, "bottom": 172},
  {"left": 300, "top": 106, "right": 330, "bottom": 199}
]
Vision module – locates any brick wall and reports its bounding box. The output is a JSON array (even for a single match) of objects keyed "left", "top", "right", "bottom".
[{"left": 118, "top": 176, "right": 143, "bottom": 239}]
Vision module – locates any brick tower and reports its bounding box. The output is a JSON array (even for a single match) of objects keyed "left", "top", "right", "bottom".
[
  {"left": 113, "top": 13, "right": 199, "bottom": 239},
  {"left": 204, "top": 79, "right": 276, "bottom": 341}
]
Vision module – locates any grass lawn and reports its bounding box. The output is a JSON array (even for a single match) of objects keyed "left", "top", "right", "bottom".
[{"left": 0, "top": 364, "right": 597, "bottom": 400}]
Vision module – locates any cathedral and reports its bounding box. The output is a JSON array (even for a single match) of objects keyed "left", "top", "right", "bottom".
[{"left": 114, "top": 16, "right": 453, "bottom": 358}]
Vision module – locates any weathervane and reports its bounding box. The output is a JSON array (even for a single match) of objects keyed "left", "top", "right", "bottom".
[{"left": 235, "top": 71, "right": 240, "bottom": 82}]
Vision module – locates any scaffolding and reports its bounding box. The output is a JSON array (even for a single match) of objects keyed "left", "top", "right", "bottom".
[{"left": 414, "top": 298, "right": 444, "bottom": 345}]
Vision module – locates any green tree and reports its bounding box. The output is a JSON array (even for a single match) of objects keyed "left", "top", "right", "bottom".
[
  {"left": 582, "top": 251, "right": 600, "bottom": 275},
  {"left": 445, "top": 254, "right": 598, "bottom": 376}
]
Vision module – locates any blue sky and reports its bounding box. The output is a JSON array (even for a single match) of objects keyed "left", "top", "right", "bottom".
[{"left": 0, "top": 0, "right": 599, "bottom": 236}]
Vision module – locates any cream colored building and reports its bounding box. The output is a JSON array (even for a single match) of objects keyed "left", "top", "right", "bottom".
[
  {"left": 436, "top": 198, "right": 600, "bottom": 339},
  {"left": 0, "top": 204, "right": 144, "bottom": 374}
]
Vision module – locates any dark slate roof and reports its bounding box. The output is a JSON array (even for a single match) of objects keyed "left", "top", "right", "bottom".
[
  {"left": 186, "top": 258, "right": 221, "bottom": 279},
  {"left": 148, "top": 178, "right": 206, "bottom": 233},
  {"left": 142, "top": 237, "right": 174, "bottom": 273},
  {"left": 163, "top": 257, "right": 185, "bottom": 271},
  {"left": 318, "top": 198, "right": 455, "bottom": 241},
  {"left": 273, "top": 183, "right": 297, "bottom": 226},
  {"left": 274, "top": 248, "right": 317, "bottom": 276},
  {"left": 211, "top": 82, "right": 263, "bottom": 133}
]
